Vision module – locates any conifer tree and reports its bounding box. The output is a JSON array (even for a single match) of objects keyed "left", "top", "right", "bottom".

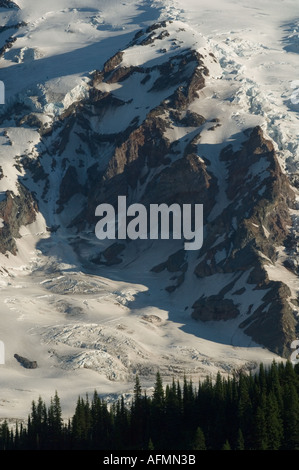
[
  {"left": 72, "top": 396, "right": 91, "bottom": 447},
  {"left": 148, "top": 438, "right": 154, "bottom": 450},
  {"left": 268, "top": 361, "right": 283, "bottom": 410},
  {"left": 253, "top": 405, "right": 268, "bottom": 450},
  {"left": 134, "top": 375, "right": 142, "bottom": 404},
  {"left": 130, "top": 375, "right": 147, "bottom": 449},
  {"left": 235, "top": 428, "right": 245, "bottom": 450},
  {"left": 266, "top": 392, "right": 283, "bottom": 450},
  {"left": 237, "top": 373, "right": 253, "bottom": 448},
  {"left": 0, "top": 420, "right": 9, "bottom": 450},
  {"left": 153, "top": 371, "right": 164, "bottom": 408},
  {"left": 48, "top": 391, "right": 63, "bottom": 449},
  {"left": 151, "top": 371, "right": 166, "bottom": 447},
  {"left": 222, "top": 440, "right": 231, "bottom": 450},
  {"left": 283, "top": 383, "right": 299, "bottom": 450},
  {"left": 191, "top": 427, "right": 206, "bottom": 450}
]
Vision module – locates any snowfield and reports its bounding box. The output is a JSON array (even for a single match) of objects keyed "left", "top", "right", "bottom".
[
  {"left": 0, "top": 228, "right": 286, "bottom": 420},
  {"left": 0, "top": 0, "right": 298, "bottom": 420}
]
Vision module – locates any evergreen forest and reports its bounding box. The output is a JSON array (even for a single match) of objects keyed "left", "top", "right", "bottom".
[{"left": 1, "top": 361, "right": 299, "bottom": 451}]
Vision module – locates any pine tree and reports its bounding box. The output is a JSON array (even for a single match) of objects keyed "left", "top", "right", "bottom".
[
  {"left": 134, "top": 375, "right": 142, "bottom": 404},
  {"left": 27, "top": 398, "right": 47, "bottom": 449},
  {"left": 150, "top": 371, "right": 166, "bottom": 448},
  {"left": 48, "top": 391, "right": 63, "bottom": 449},
  {"left": 235, "top": 428, "right": 245, "bottom": 450},
  {"left": 72, "top": 396, "right": 91, "bottom": 448},
  {"left": 284, "top": 360, "right": 297, "bottom": 385},
  {"left": 164, "top": 378, "right": 182, "bottom": 448},
  {"left": 253, "top": 405, "right": 268, "bottom": 450},
  {"left": 237, "top": 373, "right": 253, "bottom": 448},
  {"left": 131, "top": 375, "right": 147, "bottom": 449},
  {"left": 191, "top": 427, "right": 206, "bottom": 450},
  {"left": 177, "top": 380, "right": 182, "bottom": 406},
  {"left": 113, "top": 396, "right": 130, "bottom": 449},
  {"left": 0, "top": 420, "right": 10, "bottom": 450},
  {"left": 148, "top": 438, "right": 154, "bottom": 450},
  {"left": 14, "top": 422, "right": 19, "bottom": 450},
  {"left": 222, "top": 440, "right": 231, "bottom": 450},
  {"left": 153, "top": 371, "right": 164, "bottom": 408},
  {"left": 90, "top": 390, "right": 103, "bottom": 449},
  {"left": 283, "top": 382, "right": 299, "bottom": 450},
  {"left": 268, "top": 361, "right": 283, "bottom": 410},
  {"left": 258, "top": 363, "right": 267, "bottom": 394},
  {"left": 212, "top": 371, "right": 226, "bottom": 448},
  {"left": 266, "top": 392, "right": 283, "bottom": 450}
]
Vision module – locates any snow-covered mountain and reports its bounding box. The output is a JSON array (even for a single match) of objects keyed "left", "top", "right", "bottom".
[{"left": 0, "top": 0, "right": 298, "bottom": 419}]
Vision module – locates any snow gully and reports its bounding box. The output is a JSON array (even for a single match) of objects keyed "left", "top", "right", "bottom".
[{"left": 95, "top": 196, "right": 204, "bottom": 251}]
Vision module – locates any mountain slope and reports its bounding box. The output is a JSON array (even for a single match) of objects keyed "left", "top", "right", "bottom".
[{"left": 0, "top": 0, "right": 298, "bottom": 419}]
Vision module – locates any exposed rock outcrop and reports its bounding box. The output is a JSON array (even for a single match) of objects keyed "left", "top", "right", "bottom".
[
  {"left": 0, "top": 184, "right": 38, "bottom": 255},
  {"left": 192, "top": 297, "right": 240, "bottom": 321},
  {"left": 14, "top": 354, "right": 38, "bottom": 369},
  {"left": 92, "top": 242, "right": 125, "bottom": 266},
  {"left": 190, "top": 127, "right": 296, "bottom": 356}
]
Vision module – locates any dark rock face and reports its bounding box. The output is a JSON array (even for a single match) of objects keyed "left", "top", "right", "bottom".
[
  {"left": 152, "top": 249, "right": 188, "bottom": 292},
  {"left": 0, "top": 20, "right": 26, "bottom": 59},
  {"left": 192, "top": 297, "right": 240, "bottom": 321},
  {"left": 178, "top": 111, "right": 206, "bottom": 127},
  {"left": 152, "top": 249, "right": 187, "bottom": 273},
  {"left": 190, "top": 127, "right": 296, "bottom": 356},
  {"left": 194, "top": 127, "right": 294, "bottom": 278},
  {"left": 92, "top": 242, "right": 125, "bottom": 266},
  {"left": 14, "top": 354, "right": 38, "bottom": 369},
  {"left": 0, "top": 184, "right": 38, "bottom": 255},
  {"left": 0, "top": 36, "right": 17, "bottom": 58},
  {"left": 239, "top": 282, "right": 296, "bottom": 358},
  {"left": 82, "top": 36, "right": 214, "bottom": 222},
  {"left": 57, "top": 166, "right": 81, "bottom": 210}
]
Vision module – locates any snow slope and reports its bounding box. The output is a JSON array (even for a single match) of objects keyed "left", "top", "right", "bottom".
[{"left": 0, "top": 0, "right": 298, "bottom": 420}]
